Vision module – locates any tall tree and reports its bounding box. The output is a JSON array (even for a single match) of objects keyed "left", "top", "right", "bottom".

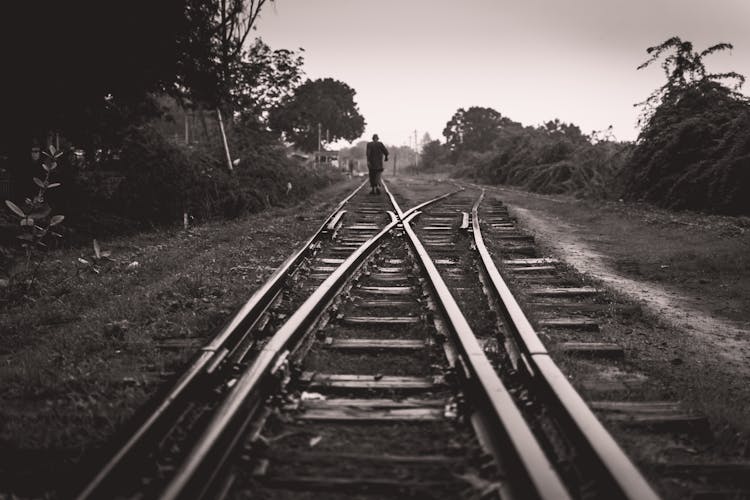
[
  {"left": 231, "top": 39, "right": 305, "bottom": 124},
  {"left": 421, "top": 140, "right": 446, "bottom": 169},
  {"left": 636, "top": 36, "right": 746, "bottom": 125},
  {"left": 442, "top": 107, "right": 520, "bottom": 153},
  {"left": 269, "top": 78, "right": 366, "bottom": 152}
]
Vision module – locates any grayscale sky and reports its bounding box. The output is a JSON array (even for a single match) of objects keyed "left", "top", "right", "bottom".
[{"left": 255, "top": 0, "right": 750, "bottom": 147}]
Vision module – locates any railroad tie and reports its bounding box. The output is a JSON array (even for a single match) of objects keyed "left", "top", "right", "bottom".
[
  {"left": 503, "top": 258, "right": 560, "bottom": 266},
  {"left": 369, "top": 272, "right": 410, "bottom": 282},
  {"left": 323, "top": 338, "right": 428, "bottom": 352},
  {"left": 538, "top": 317, "right": 600, "bottom": 331},
  {"left": 317, "top": 257, "right": 345, "bottom": 265},
  {"left": 495, "top": 234, "right": 535, "bottom": 242},
  {"left": 528, "top": 286, "right": 599, "bottom": 297},
  {"left": 357, "top": 285, "right": 416, "bottom": 295},
  {"left": 300, "top": 372, "right": 445, "bottom": 392},
  {"left": 433, "top": 258, "right": 459, "bottom": 265},
  {"left": 589, "top": 401, "right": 709, "bottom": 433},
  {"left": 354, "top": 299, "right": 416, "bottom": 308},
  {"left": 310, "top": 265, "right": 338, "bottom": 273},
  {"left": 340, "top": 315, "right": 421, "bottom": 326},
  {"left": 497, "top": 244, "right": 536, "bottom": 255},
  {"left": 294, "top": 397, "right": 445, "bottom": 422},
  {"left": 510, "top": 265, "right": 558, "bottom": 273},
  {"left": 558, "top": 341, "right": 624, "bottom": 359}
]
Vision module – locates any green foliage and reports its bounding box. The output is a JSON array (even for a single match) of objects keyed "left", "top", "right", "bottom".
[
  {"left": 5, "top": 145, "right": 65, "bottom": 250},
  {"left": 635, "top": 36, "right": 746, "bottom": 126},
  {"left": 231, "top": 39, "right": 305, "bottom": 124},
  {"left": 270, "top": 78, "right": 366, "bottom": 152},
  {"left": 421, "top": 140, "right": 448, "bottom": 169},
  {"left": 62, "top": 125, "right": 338, "bottom": 234},
  {"left": 443, "top": 107, "right": 521, "bottom": 155},
  {"left": 443, "top": 109, "right": 631, "bottom": 198},
  {"left": 3, "top": 145, "right": 66, "bottom": 292},
  {"left": 623, "top": 37, "right": 750, "bottom": 214}
]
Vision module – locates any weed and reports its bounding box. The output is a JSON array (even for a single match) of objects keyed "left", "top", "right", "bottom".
[{"left": 4, "top": 145, "right": 65, "bottom": 294}]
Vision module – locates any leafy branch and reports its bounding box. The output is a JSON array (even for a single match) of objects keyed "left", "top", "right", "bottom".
[
  {"left": 635, "top": 36, "right": 747, "bottom": 126},
  {"left": 4, "top": 145, "right": 65, "bottom": 285}
]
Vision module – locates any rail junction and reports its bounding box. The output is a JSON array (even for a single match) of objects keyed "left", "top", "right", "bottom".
[{"left": 74, "top": 178, "right": 666, "bottom": 499}]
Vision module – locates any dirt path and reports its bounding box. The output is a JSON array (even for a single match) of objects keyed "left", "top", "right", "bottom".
[{"left": 512, "top": 206, "right": 750, "bottom": 378}]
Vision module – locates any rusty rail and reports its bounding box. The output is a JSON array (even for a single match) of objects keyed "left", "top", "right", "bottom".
[
  {"left": 75, "top": 181, "right": 367, "bottom": 500},
  {"left": 470, "top": 189, "right": 660, "bottom": 500},
  {"left": 384, "top": 181, "right": 572, "bottom": 500}
]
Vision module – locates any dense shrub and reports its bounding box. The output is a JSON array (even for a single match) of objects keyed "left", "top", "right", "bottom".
[
  {"left": 57, "top": 124, "right": 338, "bottom": 239},
  {"left": 446, "top": 115, "right": 632, "bottom": 199},
  {"left": 622, "top": 82, "right": 750, "bottom": 214}
]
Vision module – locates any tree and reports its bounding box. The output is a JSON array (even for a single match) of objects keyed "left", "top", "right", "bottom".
[
  {"left": 636, "top": 36, "right": 746, "bottom": 125},
  {"left": 421, "top": 140, "right": 446, "bottom": 169},
  {"left": 269, "top": 78, "right": 366, "bottom": 152},
  {"left": 623, "top": 37, "right": 750, "bottom": 213},
  {"left": 442, "top": 107, "right": 520, "bottom": 153},
  {"left": 231, "top": 39, "right": 305, "bottom": 124}
]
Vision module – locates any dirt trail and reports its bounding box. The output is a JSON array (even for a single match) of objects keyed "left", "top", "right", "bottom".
[{"left": 512, "top": 206, "right": 750, "bottom": 377}]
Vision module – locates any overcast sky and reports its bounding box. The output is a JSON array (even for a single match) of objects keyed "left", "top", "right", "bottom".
[{"left": 255, "top": 0, "right": 750, "bottom": 147}]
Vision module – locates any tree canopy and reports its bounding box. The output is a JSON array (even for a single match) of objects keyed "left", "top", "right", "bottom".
[
  {"left": 443, "top": 107, "right": 521, "bottom": 154},
  {"left": 269, "top": 78, "right": 366, "bottom": 152}
]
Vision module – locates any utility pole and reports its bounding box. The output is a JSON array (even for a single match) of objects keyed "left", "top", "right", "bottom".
[
  {"left": 317, "top": 122, "right": 322, "bottom": 167},
  {"left": 414, "top": 129, "right": 418, "bottom": 167},
  {"left": 216, "top": 108, "right": 233, "bottom": 172},
  {"left": 393, "top": 151, "right": 397, "bottom": 176}
]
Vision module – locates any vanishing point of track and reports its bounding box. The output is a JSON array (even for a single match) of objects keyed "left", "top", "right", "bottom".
[{"left": 75, "top": 179, "right": 660, "bottom": 500}]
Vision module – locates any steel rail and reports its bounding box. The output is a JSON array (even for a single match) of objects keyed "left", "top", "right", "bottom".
[
  {"left": 75, "top": 180, "right": 367, "bottom": 500},
  {"left": 157, "top": 187, "right": 462, "bottom": 500},
  {"left": 383, "top": 181, "right": 572, "bottom": 500},
  {"left": 470, "top": 189, "right": 661, "bottom": 500}
]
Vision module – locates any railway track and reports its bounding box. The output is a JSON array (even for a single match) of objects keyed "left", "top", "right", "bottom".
[{"left": 76, "top": 179, "right": 662, "bottom": 499}]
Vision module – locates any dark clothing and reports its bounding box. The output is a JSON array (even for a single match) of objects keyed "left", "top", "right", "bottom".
[
  {"left": 368, "top": 169, "right": 382, "bottom": 189},
  {"left": 366, "top": 140, "right": 389, "bottom": 172}
]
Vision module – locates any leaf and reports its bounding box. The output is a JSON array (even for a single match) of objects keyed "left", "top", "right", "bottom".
[
  {"left": 28, "top": 206, "right": 51, "bottom": 219},
  {"left": 5, "top": 200, "right": 25, "bottom": 217},
  {"left": 50, "top": 215, "right": 65, "bottom": 226},
  {"left": 33, "top": 177, "right": 45, "bottom": 188},
  {"left": 78, "top": 257, "right": 90, "bottom": 265},
  {"left": 16, "top": 234, "right": 34, "bottom": 241},
  {"left": 48, "top": 144, "right": 56, "bottom": 156},
  {"left": 47, "top": 183, "right": 61, "bottom": 189},
  {"left": 20, "top": 217, "right": 33, "bottom": 226},
  {"left": 93, "top": 239, "right": 101, "bottom": 259}
]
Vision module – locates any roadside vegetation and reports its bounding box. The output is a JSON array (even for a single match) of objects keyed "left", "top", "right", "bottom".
[
  {"left": 0, "top": 180, "right": 359, "bottom": 496},
  {"left": 1, "top": 1, "right": 366, "bottom": 296},
  {"left": 427, "top": 37, "right": 749, "bottom": 215}
]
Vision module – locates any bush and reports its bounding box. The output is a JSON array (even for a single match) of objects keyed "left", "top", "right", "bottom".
[
  {"left": 58, "top": 124, "right": 339, "bottom": 238},
  {"left": 449, "top": 117, "right": 632, "bottom": 199},
  {"left": 622, "top": 83, "right": 750, "bottom": 214}
]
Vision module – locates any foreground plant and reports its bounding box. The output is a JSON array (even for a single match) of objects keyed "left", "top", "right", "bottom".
[{"left": 4, "top": 144, "right": 65, "bottom": 289}]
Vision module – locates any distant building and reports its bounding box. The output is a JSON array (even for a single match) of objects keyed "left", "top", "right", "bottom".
[{"left": 314, "top": 150, "right": 339, "bottom": 167}]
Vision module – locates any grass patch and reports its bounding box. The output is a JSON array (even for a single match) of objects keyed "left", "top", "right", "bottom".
[{"left": 0, "top": 178, "right": 359, "bottom": 496}]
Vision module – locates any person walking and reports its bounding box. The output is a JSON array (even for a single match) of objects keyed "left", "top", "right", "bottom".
[{"left": 366, "top": 134, "right": 388, "bottom": 194}]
